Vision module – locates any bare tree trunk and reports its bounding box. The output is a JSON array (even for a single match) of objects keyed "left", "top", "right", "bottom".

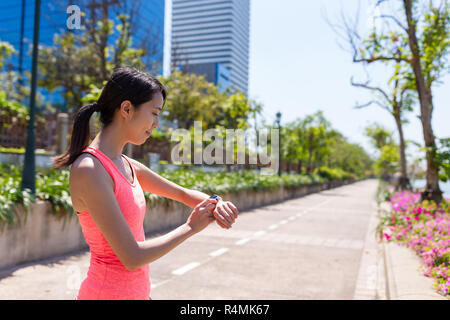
[
  {"left": 307, "top": 133, "right": 313, "bottom": 174},
  {"left": 403, "top": 0, "right": 442, "bottom": 202},
  {"left": 307, "top": 151, "right": 312, "bottom": 174},
  {"left": 393, "top": 110, "right": 410, "bottom": 190}
]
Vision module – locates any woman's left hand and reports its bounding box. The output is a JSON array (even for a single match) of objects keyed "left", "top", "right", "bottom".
[{"left": 212, "top": 199, "right": 239, "bottom": 229}]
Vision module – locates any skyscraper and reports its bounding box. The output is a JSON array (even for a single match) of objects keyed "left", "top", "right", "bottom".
[
  {"left": 171, "top": 0, "right": 250, "bottom": 94},
  {"left": 0, "top": 0, "right": 165, "bottom": 109}
]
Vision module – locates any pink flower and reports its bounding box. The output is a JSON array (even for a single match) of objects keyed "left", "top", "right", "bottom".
[{"left": 384, "top": 233, "right": 391, "bottom": 240}]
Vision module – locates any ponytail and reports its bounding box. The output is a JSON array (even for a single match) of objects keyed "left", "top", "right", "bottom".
[
  {"left": 52, "top": 66, "right": 167, "bottom": 169},
  {"left": 52, "top": 102, "right": 99, "bottom": 169}
]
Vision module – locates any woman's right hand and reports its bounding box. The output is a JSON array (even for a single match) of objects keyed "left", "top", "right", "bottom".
[{"left": 186, "top": 198, "right": 218, "bottom": 234}]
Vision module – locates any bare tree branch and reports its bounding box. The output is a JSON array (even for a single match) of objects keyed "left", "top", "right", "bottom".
[
  {"left": 354, "top": 100, "right": 390, "bottom": 111},
  {"left": 378, "top": 14, "right": 408, "bottom": 31},
  {"left": 350, "top": 77, "right": 391, "bottom": 103}
]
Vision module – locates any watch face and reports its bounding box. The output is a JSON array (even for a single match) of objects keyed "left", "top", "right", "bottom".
[{"left": 209, "top": 195, "right": 218, "bottom": 199}]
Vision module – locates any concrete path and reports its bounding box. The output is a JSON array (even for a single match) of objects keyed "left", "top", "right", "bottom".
[{"left": 0, "top": 179, "right": 380, "bottom": 300}]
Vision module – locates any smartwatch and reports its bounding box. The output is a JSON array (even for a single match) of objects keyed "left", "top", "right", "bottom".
[{"left": 209, "top": 194, "right": 221, "bottom": 200}]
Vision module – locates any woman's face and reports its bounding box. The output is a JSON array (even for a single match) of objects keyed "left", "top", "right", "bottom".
[{"left": 124, "top": 92, "right": 164, "bottom": 145}]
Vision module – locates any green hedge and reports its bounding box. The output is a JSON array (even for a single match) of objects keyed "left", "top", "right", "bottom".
[
  {"left": 317, "top": 166, "right": 356, "bottom": 181},
  {"left": 0, "top": 164, "right": 353, "bottom": 229}
]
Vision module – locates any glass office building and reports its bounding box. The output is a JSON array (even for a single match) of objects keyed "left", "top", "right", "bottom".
[
  {"left": 171, "top": 0, "right": 250, "bottom": 94},
  {"left": 0, "top": 0, "right": 165, "bottom": 109}
]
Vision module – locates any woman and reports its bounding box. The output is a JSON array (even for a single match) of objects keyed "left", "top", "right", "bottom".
[{"left": 52, "top": 67, "right": 239, "bottom": 300}]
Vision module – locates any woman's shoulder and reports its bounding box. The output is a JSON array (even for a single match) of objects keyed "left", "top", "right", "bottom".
[
  {"left": 71, "top": 152, "right": 99, "bottom": 174},
  {"left": 70, "top": 152, "right": 113, "bottom": 189}
]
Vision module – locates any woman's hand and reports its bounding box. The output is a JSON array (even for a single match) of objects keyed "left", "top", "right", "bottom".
[
  {"left": 186, "top": 198, "right": 218, "bottom": 234},
  {"left": 213, "top": 200, "right": 239, "bottom": 229}
]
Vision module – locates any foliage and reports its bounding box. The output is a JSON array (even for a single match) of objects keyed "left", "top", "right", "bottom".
[
  {"left": 373, "top": 143, "right": 400, "bottom": 177},
  {"left": 35, "top": 169, "right": 75, "bottom": 218},
  {"left": 0, "top": 90, "right": 29, "bottom": 119},
  {"left": 379, "top": 189, "right": 450, "bottom": 296},
  {"left": 328, "top": 133, "right": 373, "bottom": 178},
  {"left": 0, "top": 147, "right": 49, "bottom": 155},
  {"left": 365, "top": 123, "right": 399, "bottom": 178},
  {"left": 0, "top": 164, "right": 34, "bottom": 230},
  {"left": 280, "top": 111, "right": 372, "bottom": 177},
  {"left": 0, "top": 164, "right": 353, "bottom": 228},
  {"left": 0, "top": 41, "right": 16, "bottom": 70},
  {"left": 317, "top": 166, "right": 356, "bottom": 181},
  {"left": 376, "top": 179, "right": 395, "bottom": 204},
  {"left": 345, "top": 0, "right": 450, "bottom": 201},
  {"left": 435, "top": 137, "right": 450, "bottom": 182},
  {"left": 38, "top": 13, "right": 147, "bottom": 111},
  {"left": 159, "top": 71, "right": 256, "bottom": 131}
]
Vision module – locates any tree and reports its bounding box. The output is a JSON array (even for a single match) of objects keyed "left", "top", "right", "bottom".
[
  {"left": 435, "top": 137, "right": 450, "bottom": 182},
  {"left": 160, "top": 71, "right": 255, "bottom": 131},
  {"left": 160, "top": 71, "right": 224, "bottom": 129},
  {"left": 328, "top": 133, "right": 373, "bottom": 177},
  {"left": 281, "top": 119, "right": 307, "bottom": 173},
  {"left": 0, "top": 40, "right": 30, "bottom": 103},
  {"left": 38, "top": 5, "right": 147, "bottom": 111},
  {"left": 365, "top": 123, "right": 399, "bottom": 180},
  {"left": 299, "top": 111, "right": 331, "bottom": 174},
  {"left": 333, "top": 0, "right": 449, "bottom": 202},
  {"left": 402, "top": 0, "right": 449, "bottom": 202},
  {"left": 351, "top": 59, "right": 415, "bottom": 189}
]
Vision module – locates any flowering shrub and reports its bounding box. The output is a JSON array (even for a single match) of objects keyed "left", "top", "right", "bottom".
[{"left": 380, "top": 189, "right": 450, "bottom": 296}]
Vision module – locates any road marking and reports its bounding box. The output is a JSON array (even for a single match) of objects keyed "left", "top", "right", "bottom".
[
  {"left": 209, "top": 247, "right": 229, "bottom": 257},
  {"left": 288, "top": 216, "right": 295, "bottom": 221},
  {"left": 280, "top": 220, "right": 288, "bottom": 225},
  {"left": 235, "top": 238, "right": 251, "bottom": 246},
  {"left": 253, "top": 230, "right": 266, "bottom": 237},
  {"left": 152, "top": 278, "right": 173, "bottom": 289},
  {"left": 323, "top": 238, "right": 338, "bottom": 247},
  {"left": 268, "top": 224, "right": 278, "bottom": 230},
  {"left": 310, "top": 237, "right": 325, "bottom": 246},
  {"left": 172, "top": 262, "right": 201, "bottom": 276}
]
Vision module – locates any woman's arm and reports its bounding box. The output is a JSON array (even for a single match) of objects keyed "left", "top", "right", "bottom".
[
  {"left": 70, "top": 156, "right": 217, "bottom": 271},
  {"left": 128, "top": 158, "right": 238, "bottom": 228},
  {"left": 128, "top": 157, "right": 204, "bottom": 207}
]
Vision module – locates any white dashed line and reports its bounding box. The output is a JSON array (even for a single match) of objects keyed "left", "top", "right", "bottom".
[
  {"left": 253, "top": 230, "right": 266, "bottom": 237},
  {"left": 235, "top": 238, "right": 251, "bottom": 246},
  {"left": 268, "top": 224, "right": 278, "bottom": 230},
  {"left": 152, "top": 278, "right": 173, "bottom": 289},
  {"left": 172, "top": 262, "right": 201, "bottom": 276},
  {"left": 288, "top": 216, "right": 295, "bottom": 221},
  {"left": 209, "top": 247, "right": 229, "bottom": 257},
  {"left": 280, "top": 220, "right": 288, "bottom": 225}
]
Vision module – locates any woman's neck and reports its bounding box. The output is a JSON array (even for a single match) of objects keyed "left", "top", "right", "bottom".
[{"left": 90, "top": 125, "right": 127, "bottom": 161}]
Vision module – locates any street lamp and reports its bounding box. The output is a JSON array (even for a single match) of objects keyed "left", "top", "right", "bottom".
[
  {"left": 21, "top": 0, "right": 40, "bottom": 195},
  {"left": 275, "top": 111, "right": 282, "bottom": 176}
]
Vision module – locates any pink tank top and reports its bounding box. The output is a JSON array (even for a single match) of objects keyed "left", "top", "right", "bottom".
[{"left": 75, "top": 146, "right": 150, "bottom": 300}]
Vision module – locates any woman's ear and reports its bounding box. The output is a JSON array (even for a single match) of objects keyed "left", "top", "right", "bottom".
[{"left": 119, "top": 100, "right": 133, "bottom": 118}]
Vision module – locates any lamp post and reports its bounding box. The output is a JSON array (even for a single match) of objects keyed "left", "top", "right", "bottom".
[
  {"left": 21, "top": 0, "right": 40, "bottom": 195},
  {"left": 275, "top": 111, "right": 282, "bottom": 177}
]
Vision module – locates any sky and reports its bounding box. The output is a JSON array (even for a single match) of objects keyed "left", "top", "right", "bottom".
[{"left": 164, "top": 0, "right": 450, "bottom": 161}]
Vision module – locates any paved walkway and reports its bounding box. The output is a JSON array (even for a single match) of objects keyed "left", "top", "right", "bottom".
[{"left": 0, "top": 180, "right": 380, "bottom": 299}]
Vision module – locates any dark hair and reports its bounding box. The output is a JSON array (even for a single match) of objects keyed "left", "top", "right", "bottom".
[{"left": 52, "top": 67, "right": 167, "bottom": 169}]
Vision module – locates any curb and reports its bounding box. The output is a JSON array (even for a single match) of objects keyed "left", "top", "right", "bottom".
[
  {"left": 353, "top": 201, "right": 384, "bottom": 300},
  {"left": 378, "top": 202, "right": 448, "bottom": 300},
  {"left": 382, "top": 240, "right": 448, "bottom": 300}
]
